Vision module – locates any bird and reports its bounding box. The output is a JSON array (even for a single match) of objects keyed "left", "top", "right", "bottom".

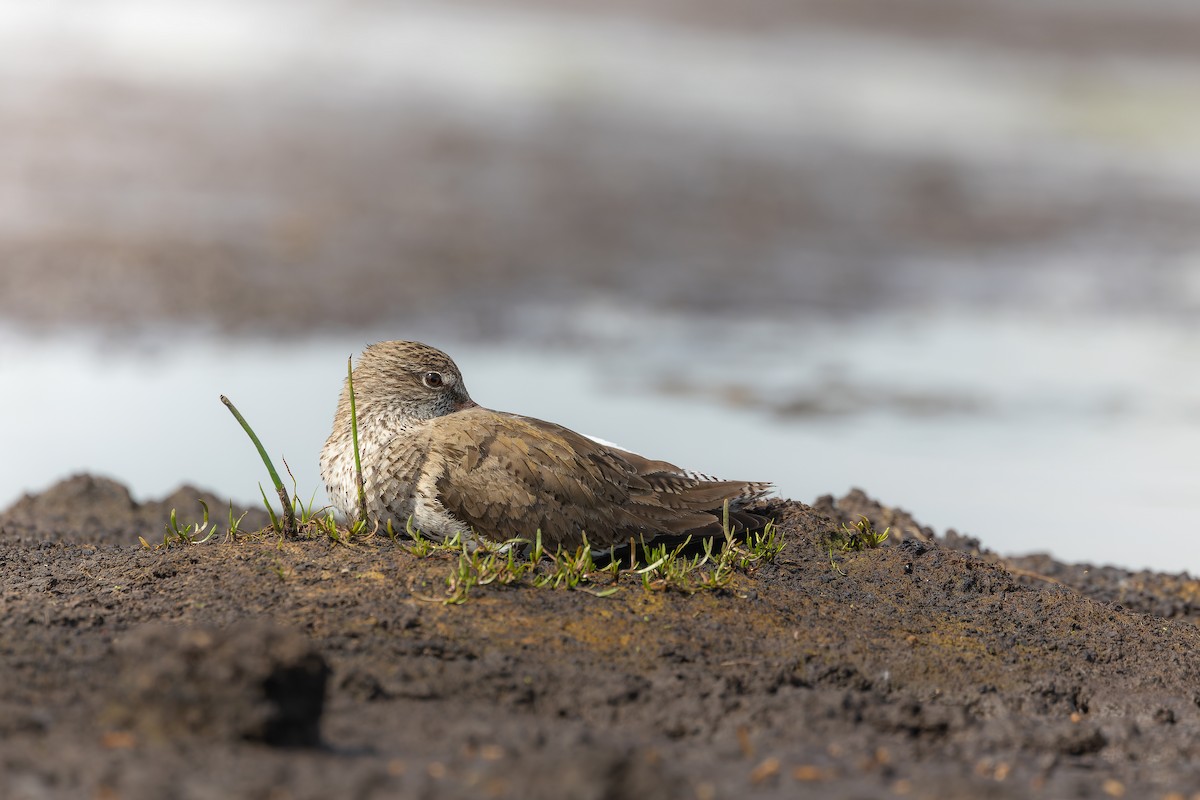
[{"left": 320, "top": 340, "right": 772, "bottom": 548}]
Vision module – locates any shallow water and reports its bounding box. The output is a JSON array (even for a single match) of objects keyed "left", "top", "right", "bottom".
[{"left": 3, "top": 311, "right": 1197, "bottom": 573}]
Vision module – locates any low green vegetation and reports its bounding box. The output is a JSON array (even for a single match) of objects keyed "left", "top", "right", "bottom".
[
  {"left": 151, "top": 498, "right": 786, "bottom": 604},
  {"left": 142, "top": 501, "right": 220, "bottom": 550},
  {"left": 398, "top": 517, "right": 785, "bottom": 604},
  {"left": 825, "top": 515, "right": 890, "bottom": 575}
]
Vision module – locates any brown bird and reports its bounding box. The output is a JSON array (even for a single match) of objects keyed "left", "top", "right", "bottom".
[{"left": 320, "top": 340, "right": 771, "bottom": 547}]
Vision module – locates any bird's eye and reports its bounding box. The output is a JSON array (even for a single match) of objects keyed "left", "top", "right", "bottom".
[{"left": 422, "top": 371, "right": 445, "bottom": 389}]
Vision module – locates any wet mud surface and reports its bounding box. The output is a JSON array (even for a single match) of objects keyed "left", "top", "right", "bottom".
[{"left": 3, "top": 476, "right": 1200, "bottom": 799}]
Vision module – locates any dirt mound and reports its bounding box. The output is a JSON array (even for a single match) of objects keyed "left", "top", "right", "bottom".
[
  {"left": 3, "top": 476, "right": 1200, "bottom": 798},
  {"left": 0, "top": 473, "right": 270, "bottom": 546}
]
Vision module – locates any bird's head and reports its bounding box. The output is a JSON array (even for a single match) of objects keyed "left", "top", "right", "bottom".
[{"left": 346, "top": 340, "right": 477, "bottom": 422}]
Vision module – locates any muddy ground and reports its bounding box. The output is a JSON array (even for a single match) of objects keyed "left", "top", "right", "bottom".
[{"left": 3, "top": 475, "right": 1200, "bottom": 799}]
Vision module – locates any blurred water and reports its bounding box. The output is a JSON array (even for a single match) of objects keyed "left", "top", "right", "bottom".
[{"left": 2, "top": 312, "right": 1197, "bottom": 573}]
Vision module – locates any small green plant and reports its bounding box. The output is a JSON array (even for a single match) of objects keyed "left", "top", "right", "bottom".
[
  {"left": 309, "top": 510, "right": 338, "bottom": 541},
  {"left": 534, "top": 532, "right": 595, "bottom": 589},
  {"left": 225, "top": 501, "right": 249, "bottom": 540},
  {"left": 825, "top": 516, "right": 890, "bottom": 575},
  {"left": 155, "top": 501, "right": 218, "bottom": 548},
  {"left": 257, "top": 484, "right": 282, "bottom": 534},
  {"left": 403, "top": 518, "right": 468, "bottom": 558},
  {"left": 626, "top": 518, "right": 783, "bottom": 594},
  {"left": 636, "top": 536, "right": 698, "bottom": 589},
  {"left": 834, "top": 516, "right": 890, "bottom": 551},
  {"left": 737, "top": 523, "right": 786, "bottom": 568},
  {"left": 285, "top": 460, "right": 323, "bottom": 525},
  {"left": 141, "top": 499, "right": 248, "bottom": 550},
  {"left": 404, "top": 523, "right": 438, "bottom": 558},
  {"left": 533, "top": 535, "right": 619, "bottom": 596},
  {"left": 275, "top": 458, "right": 374, "bottom": 545},
  {"left": 444, "top": 540, "right": 536, "bottom": 604}
]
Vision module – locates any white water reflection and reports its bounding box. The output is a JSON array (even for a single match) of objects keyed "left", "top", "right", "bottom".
[{"left": 1, "top": 313, "right": 1197, "bottom": 573}]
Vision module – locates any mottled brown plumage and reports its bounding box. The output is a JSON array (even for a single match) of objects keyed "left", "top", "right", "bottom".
[{"left": 320, "top": 341, "right": 771, "bottom": 547}]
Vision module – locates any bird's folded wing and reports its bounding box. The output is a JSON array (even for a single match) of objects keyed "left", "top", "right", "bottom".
[{"left": 414, "top": 408, "right": 765, "bottom": 547}]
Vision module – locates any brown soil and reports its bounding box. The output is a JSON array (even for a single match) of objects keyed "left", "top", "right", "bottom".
[{"left": 3, "top": 475, "right": 1199, "bottom": 799}]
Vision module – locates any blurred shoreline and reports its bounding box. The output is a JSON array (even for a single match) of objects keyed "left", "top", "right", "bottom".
[{"left": 5, "top": 1, "right": 1200, "bottom": 338}]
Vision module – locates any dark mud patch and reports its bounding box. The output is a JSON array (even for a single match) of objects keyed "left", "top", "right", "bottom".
[
  {"left": 3, "top": 477, "right": 1200, "bottom": 798},
  {"left": 816, "top": 488, "right": 1200, "bottom": 626}
]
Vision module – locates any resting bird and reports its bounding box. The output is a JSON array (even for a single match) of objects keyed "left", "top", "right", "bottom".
[{"left": 320, "top": 340, "right": 771, "bottom": 547}]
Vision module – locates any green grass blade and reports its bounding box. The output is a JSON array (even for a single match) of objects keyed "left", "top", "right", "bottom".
[
  {"left": 346, "top": 356, "right": 369, "bottom": 525},
  {"left": 259, "top": 484, "right": 281, "bottom": 533},
  {"left": 221, "top": 394, "right": 296, "bottom": 536}
]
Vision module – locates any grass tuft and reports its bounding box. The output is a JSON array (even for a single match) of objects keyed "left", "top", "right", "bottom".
[
  {"left": 444, "top": 540, "right": 535, "bottom": 604},
  {"left": 225, "top": 501, "right": 249, "bottom": 540},
  {"left": 825, "top": 515, "right": 890, "bottom": 575},
  {"left": 145, "top": 500, "right": 218, "bottom": 549},
  {"left": 632, "top": 520, "right": 784, "bottom": 593},
  {"left": 410, "top": 517, "right": 784, "bottom": 603}
]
